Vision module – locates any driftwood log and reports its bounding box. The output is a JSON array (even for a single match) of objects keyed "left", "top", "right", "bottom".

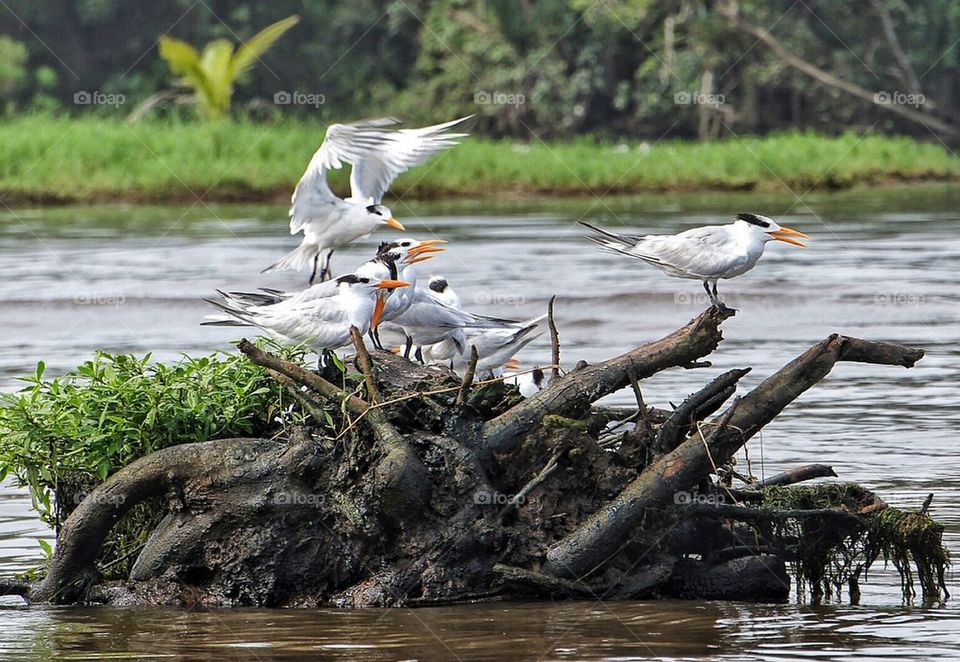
[{"left": 6, "top": 306, "right": 939, "bottom": 607}]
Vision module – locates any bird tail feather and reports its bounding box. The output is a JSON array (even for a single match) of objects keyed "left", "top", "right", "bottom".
[
  {"left": 578, "top": 220, "right": 634, "bottom": 246},
  {"left": 201, "top": 292, "right": 255, "bottom": 327},
  {"left": 262, "top": 241, "right": 319, "bottom": 274}
]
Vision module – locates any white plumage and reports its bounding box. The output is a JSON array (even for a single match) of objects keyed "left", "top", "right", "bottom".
[
  {"left": 202, "top": 274, "right": 408, "bottom": 352},
  {"left": 264, "top": 116, "right": 471, "bottom": 283},
  {"left": 422, "top": 315, "right": 545, "bottom": 374},
  {"left": 387, "top": 275, "right": 517, "bottom": 356},
  {"left": 580, "top": 213, "right": 809, "bottom": 307}
]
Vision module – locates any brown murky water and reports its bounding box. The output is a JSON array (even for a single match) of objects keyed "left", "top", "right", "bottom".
[{"left": 1, "top": 187, "right": 959, "bottom": 660}]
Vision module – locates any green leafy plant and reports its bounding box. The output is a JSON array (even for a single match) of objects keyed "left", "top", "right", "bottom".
[
  {"left": 159, "top": 14, "right": 299, "bottom": 119},
  {"left": 0, "top": 342, "right": 306, "bottom": 530}
]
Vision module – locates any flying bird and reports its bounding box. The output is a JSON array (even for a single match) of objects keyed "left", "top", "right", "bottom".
[
  {"left": 202, "top": 274, "right": 409, "bottom": 358},
  {"left": 579, "top": 213, "right": 809, "bottom": 308},
  {"left": 264, "top": 116, "right": 471, "bottom": 283}
]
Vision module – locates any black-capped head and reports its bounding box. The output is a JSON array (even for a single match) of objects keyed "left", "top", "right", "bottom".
[
  {"left": 735, "top": 212, "right": 773, "bottom": 229},
  {"left": 429, "top": 277, "right": 449, "bottom": 294},
  {"left": 335, "top": 274, "right": 370, "bottom": 287},
  {"left": 365, "top": 204, "right": 403, "bottom": 231},
  {"left": 735, "top": 213, "right": 810, "bottom": 247}
]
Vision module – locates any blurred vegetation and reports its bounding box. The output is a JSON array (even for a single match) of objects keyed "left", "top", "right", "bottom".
[
  {"left": 0, "top": 115, "right": 956, "bottom": 203},
  {"left": 158, "top": 15, "right": 299, "bottom": 118},
  {"left": 0, "top": 1, "right": 959, "bottom": 140}
]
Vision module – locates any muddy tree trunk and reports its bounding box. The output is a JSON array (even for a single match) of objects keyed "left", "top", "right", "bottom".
[{"left": 5, "top": 307, "right": 945, "bottom": 608}]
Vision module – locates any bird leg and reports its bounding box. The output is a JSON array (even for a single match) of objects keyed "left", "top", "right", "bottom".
[
  {"left": 702, "top": 280, "right": 718, "bottom": 307},
  {"left": 369, "top": 328, "right": 385, "bottom": 351},
  {"left": 308, "top": 254, "right": 320, "bottom": 286},
  {"left": 319, "top": 249, "right": 334, "bottom": 282},
  {"left": 414, "top": 347, "right": 425, "bottom": 365},
  {"left": 704, "top": 280, "right": 730, "bottom": 312},
  {"left": 403, "top": 336, "right": 414, "bottom": 359}
]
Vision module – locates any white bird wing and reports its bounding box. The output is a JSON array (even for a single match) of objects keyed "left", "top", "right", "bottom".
[
  {"left": 614, "top": 226, "right": 746, "bottom": 278},
  {"left": 347, "top": 116, "right": 471, "bottom": 204},
  {"left": 469, "top": 315, "right": 544, "bottom": 354},
  {"left": 399, "top": 287, "right": 517, "bottom": 330},
  {"left": 289, "top": 118, "right": 403, "bottom": 235},
  {"left": 251, "top": 291, "right": 356, "bottom": 347}
]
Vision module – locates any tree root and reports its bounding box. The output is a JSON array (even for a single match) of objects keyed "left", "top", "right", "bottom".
[{"left": 11, "top": 311, "right": 941, "bottom": 608}]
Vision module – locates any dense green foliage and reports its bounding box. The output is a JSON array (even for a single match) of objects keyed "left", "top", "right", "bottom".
[
  {"left": 0, "top": 115, "right": 957, "bottom": 203},
  {"left": 1, "top": 1, "right": 958, "bottom": 139},
  {"left": 0, "top": 344, "right": 303, "bottom": 532}
]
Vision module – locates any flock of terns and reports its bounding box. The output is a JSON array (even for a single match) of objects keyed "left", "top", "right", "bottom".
[{"left": 204, "top": 116, "right": 810, "bottom": 391}]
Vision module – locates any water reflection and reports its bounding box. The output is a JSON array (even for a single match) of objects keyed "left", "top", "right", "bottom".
[{"left": 2, "top": 601, "right": 960, "bottom": 661}]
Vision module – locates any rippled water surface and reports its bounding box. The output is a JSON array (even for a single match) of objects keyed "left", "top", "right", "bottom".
[{"left": 1, "top": 187, "right": 959, "bottom": 660}]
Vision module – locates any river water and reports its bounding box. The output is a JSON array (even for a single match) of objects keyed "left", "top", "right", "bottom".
[{"left": 0, "top": 187, "right": 958, "bottom": 660}]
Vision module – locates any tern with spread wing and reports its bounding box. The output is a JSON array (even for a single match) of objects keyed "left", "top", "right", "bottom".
[
  {"left": 264, "top": 116, "right": 471, "bottom": 283},
  {"left": 580, "top": 213, "right": 809, "bottom": 307}
]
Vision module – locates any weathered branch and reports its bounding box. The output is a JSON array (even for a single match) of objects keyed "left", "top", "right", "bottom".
[
  {"left": 548, "top": 295, "right": 560, "bottom": 380},
  {"left": 654, "top": 368, "right": 750, "bottom": 454},
  {"left": 755, "top": 464, "right": 837, "bottom": 488},
  {"left": 267, "top": 368, "right": 330, "bottom": 427},
  {"left": 493, "top": 564, "right": 595, "bottom": 597},
  {"left": 545, "top": 334, "right": 923, "bottom": 579},
  {"left": 0, "top": 579, "right": 31, "bottom": 599},
  {"left": 350, "top": 326, "right": 381, "bottom": 404},
  {"left": 480, "top": 306, "right": 734, "bottom": 457},
  {"left": 456, "top": 345, "right": 480, "bottom": 405},
  {"left": 33, "top": 437, "right": 276, "bottom": 604},
  {"left": 687, "top": 503, "right": 864, "bottom": 523},
  {"left": 240, "top": 338, "right": 407, "bottom": 453},
  {"left": 704, "top": 335, "right": 923, "bottom": 462},
  {"left": 238, "top": 339, "right": 367, "bottom": 415}
]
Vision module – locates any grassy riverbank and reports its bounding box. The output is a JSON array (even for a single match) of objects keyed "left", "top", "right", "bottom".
[{"left": 1, "top": 115, "right": 958, "bottom": 205}]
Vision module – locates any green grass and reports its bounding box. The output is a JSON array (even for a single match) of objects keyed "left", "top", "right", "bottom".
[{"left": 0, "top": 114, "right": 958, "bottom": 204}]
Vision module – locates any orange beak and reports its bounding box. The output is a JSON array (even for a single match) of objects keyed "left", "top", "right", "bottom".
[
  {"left": 376, "top": 279, "right": 410, "bottom": 290},
  {"left": 769, "top": 226, "right": 810, "bottom": 248},
  {"left": 371, "top": 294, "right": 387, "bottom": 330},
  {"left": 406, "top": 240, "right": 446, "bottom": 265},
  {"left": 386, "top": 217, "right": 405, "bottom": 231},
  {"left": 504, "top": 358, "right": 521, "bottom": 371}
]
